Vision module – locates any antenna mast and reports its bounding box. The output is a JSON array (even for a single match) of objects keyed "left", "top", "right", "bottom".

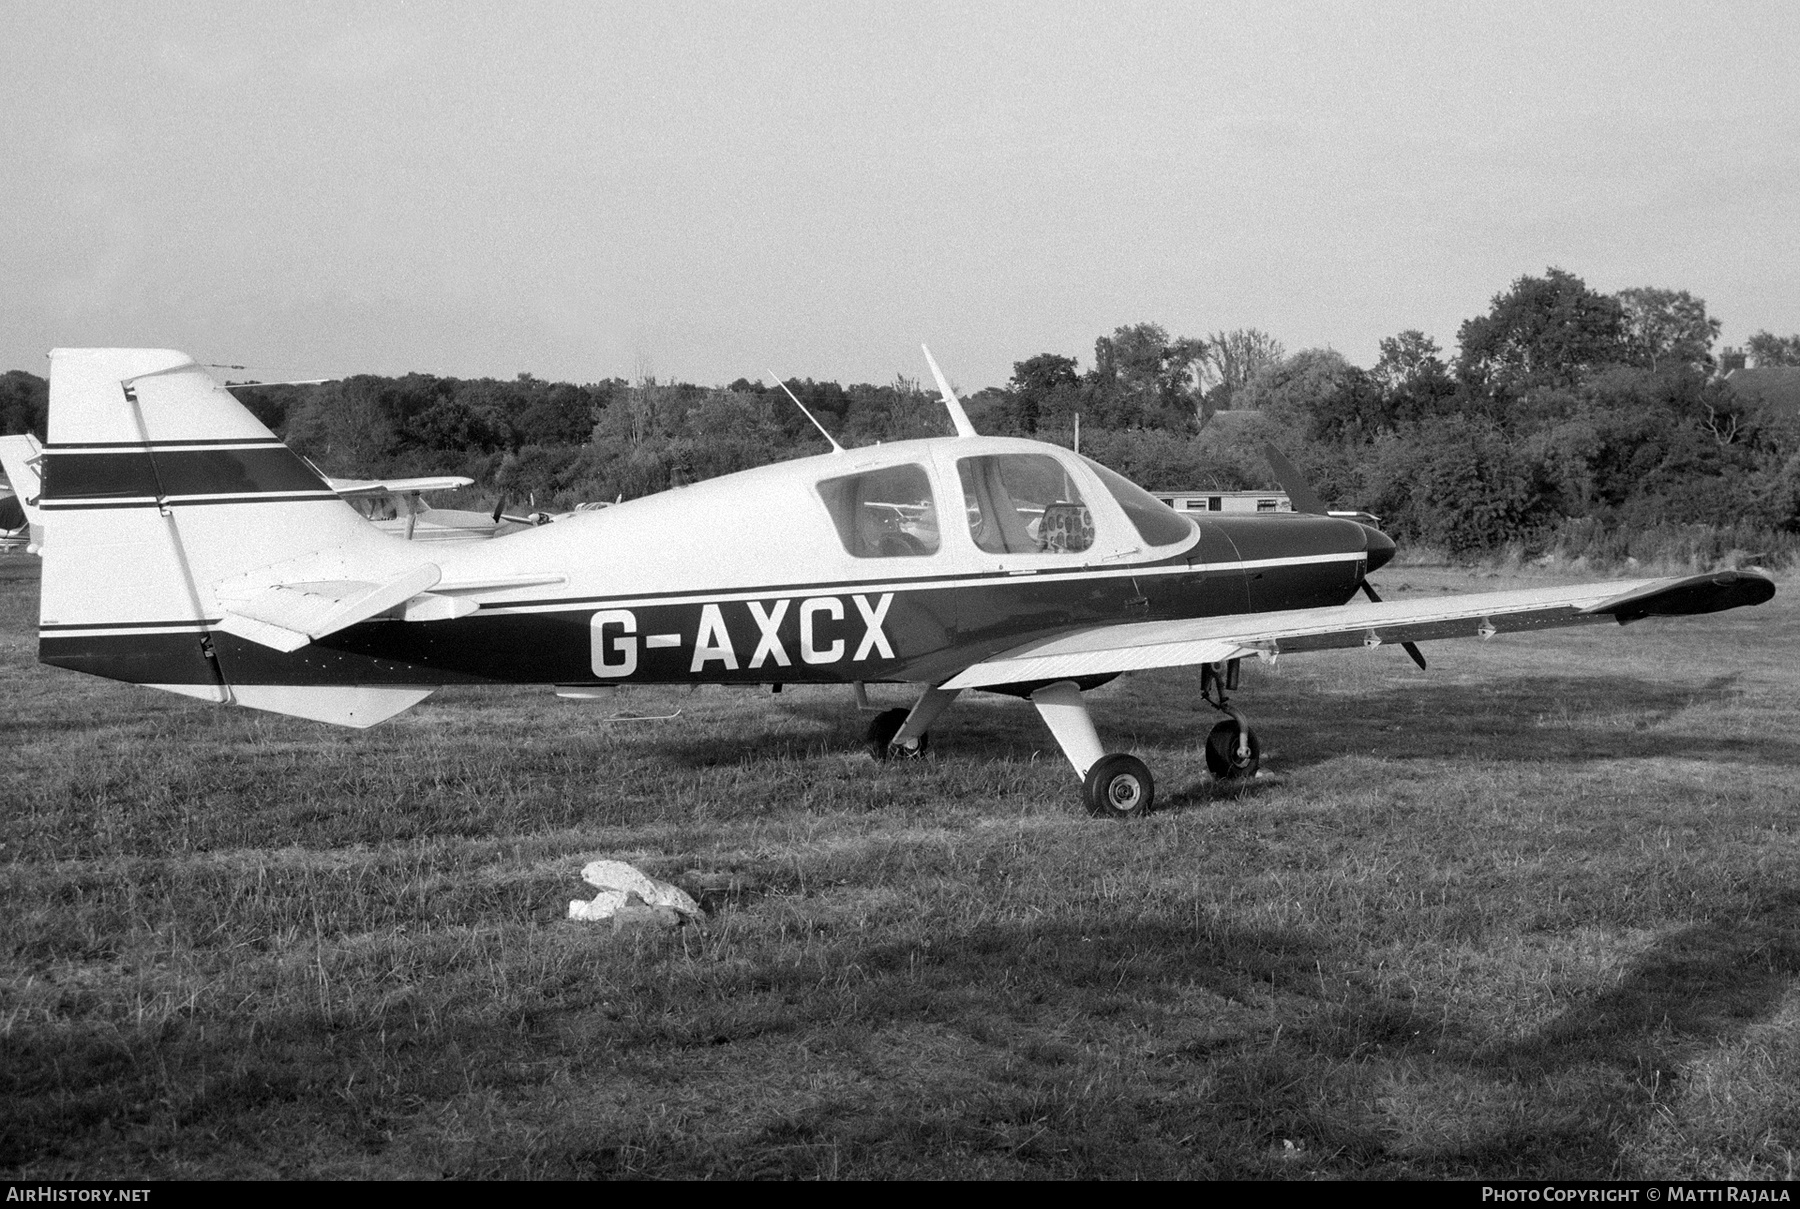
[
  {"left": 920, "top": 345, "right": 978, "bottom": 438},
  {"left": 766, "top": 372, "right": 845, "bottom": 453}
]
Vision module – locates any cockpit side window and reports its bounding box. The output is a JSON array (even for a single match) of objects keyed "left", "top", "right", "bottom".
[
  {"left": 1082, "top": 456, "right": 1197, "bottom": 547},
  {"left": 817, "top": 463, "right": 940, "bottom": 558},
  {"left": 956, "top": 454, "right": 1095, "bottom": 555}
]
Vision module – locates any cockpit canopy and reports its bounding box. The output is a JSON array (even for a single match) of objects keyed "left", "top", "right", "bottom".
[{"left": 815, "top": 445, "right": 1194, "bottom": 560}]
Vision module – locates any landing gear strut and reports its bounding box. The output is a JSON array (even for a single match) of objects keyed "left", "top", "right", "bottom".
[
  {"left": 1200, "top": 660, "right": 1260, "bottom": 781},
  {"left": 1029, "top": 680, "right": 1156, "bottom": 818}
]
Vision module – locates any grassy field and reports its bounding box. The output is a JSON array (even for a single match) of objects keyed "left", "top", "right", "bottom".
[{"left": 3, "top": 553, "right": 1798, "bottom": 1179}]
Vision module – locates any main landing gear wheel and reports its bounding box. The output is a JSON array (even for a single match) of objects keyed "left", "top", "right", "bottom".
[
  {"left": 1083, "top": 753, "right": 1155, "bottom": 819},
  {"left": 866, "top": 707, "right": 928, "bottom": 760},
  {"left": 1205, "top": 719, "right": 1261, "bottom": 781}
]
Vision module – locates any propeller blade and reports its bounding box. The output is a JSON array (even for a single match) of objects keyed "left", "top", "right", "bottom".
[
  {"left": 1262, "top": 443, "right": 1330, "bottom": 516},
  {"left": 1359, "top": 578, "right": 1428, "bottom": 669},
  {"left": 491, "top": 495, "right": 508, "bottom": 524}
]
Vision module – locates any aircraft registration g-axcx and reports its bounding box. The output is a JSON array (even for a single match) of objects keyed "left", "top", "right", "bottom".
[{"left": 35, "top": 347, "right": 1777, "bottom": 817}]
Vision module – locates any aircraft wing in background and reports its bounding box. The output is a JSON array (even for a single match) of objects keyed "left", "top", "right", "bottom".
[{"left": 324, "top": 475, "right": 474, "bottom": 497}]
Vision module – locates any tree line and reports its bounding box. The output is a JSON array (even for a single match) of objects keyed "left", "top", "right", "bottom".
[{"left": 4, "top": 269, "right": 1799, "bottom": 563}]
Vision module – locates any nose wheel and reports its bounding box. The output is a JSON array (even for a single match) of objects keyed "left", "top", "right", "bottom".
[
  {"left": 866, "top": 707, "right": 928, "bottom": 760},
  {"left": 1201, "top": 659, "right": 1261, "bottom": 781},
  {"left": 864, "top": 686, "right": 959, "bottom": 761},
  {"left": 1204, "top": 718, "right": 1260, "bottom": 780}
]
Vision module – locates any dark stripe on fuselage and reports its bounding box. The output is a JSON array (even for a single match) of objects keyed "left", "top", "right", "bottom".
[
  {"left": 40, "top": 446, "right": 330, "bottom": 502},
  {"left": 40, "top": 493, "right": 340, "bottom": 511},
  {"left": 39, "top": 546, "right": 1367, "bottom": 689},
  {"left": 40, "top": 618, "right": 213, "bottom": 632},
  {"left": 1221, "top": 515, "right": 1372, "bottom": 611}
]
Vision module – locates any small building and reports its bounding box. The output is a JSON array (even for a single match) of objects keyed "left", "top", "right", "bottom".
[
  {"left": 1724, "top": 366, "right": 1800, "bottom": 420},
  {"left": 1155, "top": 490, "right": 1292, "bottom": 515}
]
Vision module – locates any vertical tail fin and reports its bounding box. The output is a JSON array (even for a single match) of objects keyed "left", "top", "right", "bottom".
[{"left": 37, "top": 349, "right": 433, "bottom": 725}]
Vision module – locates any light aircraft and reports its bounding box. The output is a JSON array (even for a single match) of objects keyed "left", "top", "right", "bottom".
[
  {"left": 1, "top": 433, "right": 45, "bottom": 553},
  {"left": 324, "top": 474, "right": 500, "bottom": 543},
  {"left": 34, "top": 347, "right": 1776, "bottom": 817},
  {"left": 1, "top": 486, "right": 26, "bottom": 553}
]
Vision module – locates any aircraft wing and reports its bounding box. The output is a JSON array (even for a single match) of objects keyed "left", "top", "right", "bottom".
[
  {"left": 325, "top": 475, "right": 474, "bottom": 497},
  {"left": 939, "top": 570, "right": 1776, "bottom": 691},
  {"left": 0, "top": 434, "right": 44, "bottom": 521}
]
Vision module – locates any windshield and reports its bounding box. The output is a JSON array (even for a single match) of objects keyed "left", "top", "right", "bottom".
[
  {"left": 1082, "top": 457, "right": 1196, "bottom": 547},
  {"left": 957, "top": 454, "right": 1095, "bottom": 555}
]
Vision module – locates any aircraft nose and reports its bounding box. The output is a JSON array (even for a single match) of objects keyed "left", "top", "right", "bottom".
[{"left": 1360, "top": 523, "right": 1396, "bottom": 573}]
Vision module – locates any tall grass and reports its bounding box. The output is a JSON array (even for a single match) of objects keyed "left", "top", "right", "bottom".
[
  {"left": 3, "top": 556, "right": 1798, "bottom": 1178},
  {"left": 1396, "top": 520, "right": 1800, "bottom": 577}
]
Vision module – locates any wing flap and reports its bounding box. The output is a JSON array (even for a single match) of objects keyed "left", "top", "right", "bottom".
[{"left": 941, "top": 570, "right": 1775, "bottom": 691}]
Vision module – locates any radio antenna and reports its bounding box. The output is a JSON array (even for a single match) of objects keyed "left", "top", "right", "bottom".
[
  {"left": 921, "top": 344, "right": 978, "bottom": 438},
  {"left": 767, "top": 371, "right": 845, "bottom": 453}
]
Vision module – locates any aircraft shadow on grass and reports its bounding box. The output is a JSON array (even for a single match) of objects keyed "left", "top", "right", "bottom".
[
  {"left": 787, "top": 883, "right": 1800, "bottom": 1176},
  {"left": 1426, "top": 888, "right": 1800, "bottom": 1178},
  {"left": 650, "top": 671, "right": 1794, "bottom": 787}
]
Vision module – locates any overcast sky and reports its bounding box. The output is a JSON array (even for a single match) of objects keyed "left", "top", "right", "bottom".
[{"left": 4, "top": 1, "right": 1796, "bottom": 389}]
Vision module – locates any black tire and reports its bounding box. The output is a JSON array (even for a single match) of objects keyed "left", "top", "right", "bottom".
[
  {"left": 865, "top": 708, "right": 927, "bottom": 760},
  {"left": 1205, "top": 719, "right": 1261, "bottom": 780},
  {"left": 1083, "top": 753, "right": 1155, "bottom": 819}
]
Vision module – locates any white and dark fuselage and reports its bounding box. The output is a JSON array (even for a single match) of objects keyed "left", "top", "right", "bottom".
[
  {"left": 32, "top": 348, "right": 1776, "bottom": 815},
  {"left": 38, "top": 429, "right": 1390, "bottom": 698}
]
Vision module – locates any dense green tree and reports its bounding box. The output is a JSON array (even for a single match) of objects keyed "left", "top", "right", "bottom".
[
  {"left": 1009, "top": 352, "right": 1080, "bottom": 432},
  {"left": 1371, "top": 330, "right": 1459, "bottom": 425},
  {"left": 1235, "top": 349, "right": 1381, "bottom": 443},
  {"left": 0, "top": 370, "right": 48, "bottom": 438},
  {"left": 1362, "top": 419, "right": 1551, "bottom": 554},
  {"left": 513, "top": 375, "right": 612, "bottom": 447},
  {"left": 282, "top": 376, "right": 401, "bottom": 473},
  {"left": 1616, "top": 287, "right": 1721, "bottom": 373},
  {"left": 1199, "top": 328, "right": 1285, "bottom": 415},
  {"left": 1746, "top": 331, "right": 1800, "bottom": 366},
  {"left": 1456, "top": 268, "right": 1626, "bottom": 394},
  {"left": 11, "top": 264, "right": 1788, "bottom": 561},
  {"left": 1087, "top": 323, "right": 1206, "bottom": 430}
]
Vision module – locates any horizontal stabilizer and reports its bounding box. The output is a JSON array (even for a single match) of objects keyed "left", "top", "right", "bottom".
[
  {"left": 229, "top": 684, "right": 435, "bottom": 728},
  {"left": 218, "top": 564, "right": 442, "bottom": 650}
]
